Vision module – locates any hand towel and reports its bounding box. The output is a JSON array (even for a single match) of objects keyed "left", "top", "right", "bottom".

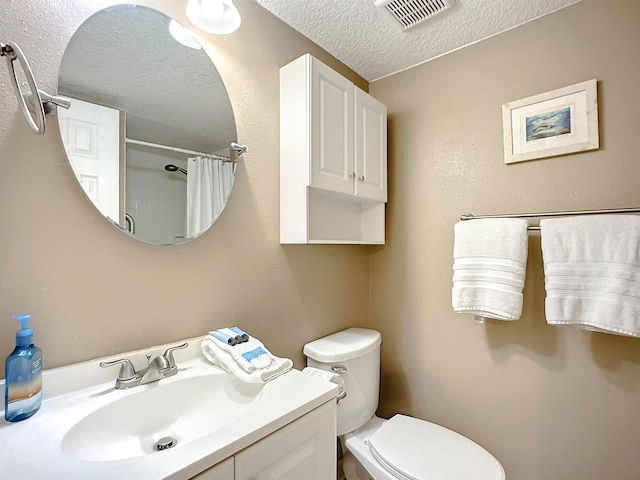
[
  {"left": 540, "top": 215, "right": 640, "bottom": 337},
  {"left": 452, "top": 218, "right": 529, "bottom": 320},
  {"left": 201, "top": 332, "right": 293, "bottom": 383}
]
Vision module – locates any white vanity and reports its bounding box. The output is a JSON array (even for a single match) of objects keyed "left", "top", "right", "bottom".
[
  {"left": 0, "top": 338, "right": 338, "bottom": 479},
  {"left": 196, "top": 401, "right": 334, "bottom": 480}
]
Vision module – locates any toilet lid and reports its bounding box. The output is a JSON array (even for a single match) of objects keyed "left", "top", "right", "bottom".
[{"left": 367, "top": 415, "right": 505, "bottom": 480}]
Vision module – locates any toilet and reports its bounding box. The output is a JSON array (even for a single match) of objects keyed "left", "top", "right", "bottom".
[{"left": 303, "top": 328, "right": 505, "bottom": 480}]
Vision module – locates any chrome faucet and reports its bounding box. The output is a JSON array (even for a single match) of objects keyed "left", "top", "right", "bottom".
[{"left": 100, "top": 342, "right": 189, "bottom": 389}]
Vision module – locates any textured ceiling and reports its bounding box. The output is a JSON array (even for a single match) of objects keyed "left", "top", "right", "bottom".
[{"left": 252, "top": 0, "right": 583, "bottom": 82}]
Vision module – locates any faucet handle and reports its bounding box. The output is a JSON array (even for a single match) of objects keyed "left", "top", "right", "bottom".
[
  {"left": 163, "top": 342, "right": 189, "bottom": 368},
  {"left": 99, "top": 358, "right": 137, "bottom": 380}
]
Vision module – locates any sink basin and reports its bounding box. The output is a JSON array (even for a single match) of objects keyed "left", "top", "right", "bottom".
[{"left": 62, "top": 373, "right": 263, "bottom": 462}]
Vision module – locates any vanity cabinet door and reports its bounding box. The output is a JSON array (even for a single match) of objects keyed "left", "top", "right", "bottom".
[
  {"left": 190, "top": 456, "right": 234, "bottom": 480},
  {"left": 234, "top": 401, "right": 337, "bottom": 480}
]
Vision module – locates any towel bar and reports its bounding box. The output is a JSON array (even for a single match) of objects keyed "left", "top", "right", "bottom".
[{"left": 461, "top": 207, "right": 640, "bottom": 231}]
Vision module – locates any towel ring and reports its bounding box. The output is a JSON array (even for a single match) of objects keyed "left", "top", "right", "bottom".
[
  {"left": 1, "top": 41, "right": 45, "bottom": 134},
  {"left": 1, "top": 41, "right": 71, "bottom": 135}
]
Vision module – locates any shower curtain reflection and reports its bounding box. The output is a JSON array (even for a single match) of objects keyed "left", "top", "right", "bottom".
[{"left": 186, "top": 156, "right": 236, "bottom": 238}]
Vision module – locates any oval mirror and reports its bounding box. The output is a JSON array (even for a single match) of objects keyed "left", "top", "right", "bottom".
[{"left": 57, "top": 4, "right": 238, "bottom": 244}]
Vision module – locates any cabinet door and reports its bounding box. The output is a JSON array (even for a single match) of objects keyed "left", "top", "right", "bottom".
[
  {"left": 354, "top": 88, "right": 387, "bottom": 202},
  {"left": 235, "top": 401, "right": 336, "bottom": 480},
  {"left": 310, "top": 57, "right": 354, "bottom": 196},
  {"left": 190, "top": 456, "right": 234, "bottom": 480}
]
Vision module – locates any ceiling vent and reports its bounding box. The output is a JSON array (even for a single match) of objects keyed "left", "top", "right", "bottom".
[{"left": 375, "top": 0, "right": 456, "bottom": 31}]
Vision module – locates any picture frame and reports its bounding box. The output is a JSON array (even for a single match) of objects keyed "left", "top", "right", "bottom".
[{"left": 502, "top": 79, "right": 599, "bottom": 164}]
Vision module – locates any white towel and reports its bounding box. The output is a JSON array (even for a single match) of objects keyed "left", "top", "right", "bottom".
[
  {"left": 452, "top": 218, "right": 529, "bottom": 320},
  {"left": 201, "top": 334, "right": 293, "bottom": 383},
  {"left": 540, "top": 215, "right": 640, "bottom": 337}
]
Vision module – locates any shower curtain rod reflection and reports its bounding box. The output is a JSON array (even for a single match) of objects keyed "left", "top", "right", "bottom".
[
  {"left": 125, "top": 138, "right": 232, "bottom": 162},
  {"left": 461, "top": 207, "right": 640, "bottom": 231}
]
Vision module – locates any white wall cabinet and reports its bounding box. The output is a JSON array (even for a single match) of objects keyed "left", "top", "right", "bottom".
[
  {"left": 191, "top": 401, "right": 336, "bottom": 480},
  {"left": 280, "top": 54, "right": 387, "bottom": 244}
]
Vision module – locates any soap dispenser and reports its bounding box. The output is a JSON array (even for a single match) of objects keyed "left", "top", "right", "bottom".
[{"left": 4, "top": 314, "right": 42, "bottom": 422}]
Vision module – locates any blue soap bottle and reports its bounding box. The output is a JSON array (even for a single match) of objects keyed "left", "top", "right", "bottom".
[{"left": 4, "top": 314, "right": 42, "bottom": 422}]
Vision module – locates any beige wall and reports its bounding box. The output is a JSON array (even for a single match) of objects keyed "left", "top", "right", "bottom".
[
  {"left": 0, "top": 0, "right": 370, "bottom": 370},
  {"left": 4, "top": 0, "right": 640, "bottom": 478},
  {"left": 370, "top": 0, "right": 640, "bottom": 479}
]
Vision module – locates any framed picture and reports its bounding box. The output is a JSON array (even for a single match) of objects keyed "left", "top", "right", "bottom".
[{"left": 502, "top": 79, "right": 599, "bottom": 164}]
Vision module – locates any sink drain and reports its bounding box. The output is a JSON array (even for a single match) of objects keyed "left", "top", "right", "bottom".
[{"left": 154, "top": 436, "right": 177, "bottom": 451}]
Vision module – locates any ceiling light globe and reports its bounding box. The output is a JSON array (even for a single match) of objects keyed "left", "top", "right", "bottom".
[{"left": 186, "top": 0, "right": 241, "bottom": 35}]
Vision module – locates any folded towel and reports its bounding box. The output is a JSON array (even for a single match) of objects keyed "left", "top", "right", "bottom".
[
  {"left": 452, "top": 218, "right": 529, "bottom": 320},
  {"left": 540, "top": 215, "right": 640, "bottom": 337},
  {"left": 201, "top": 331, "right": 293, "bottom": 383}
]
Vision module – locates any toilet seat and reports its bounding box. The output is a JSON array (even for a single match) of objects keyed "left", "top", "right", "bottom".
[{"left": 365, "top": 415, "right": 505, "bottom": 480}]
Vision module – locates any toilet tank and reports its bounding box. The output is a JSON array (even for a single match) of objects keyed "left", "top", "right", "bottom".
[{"left": 303, "top": 328, "right": 381, "bottom": 435}]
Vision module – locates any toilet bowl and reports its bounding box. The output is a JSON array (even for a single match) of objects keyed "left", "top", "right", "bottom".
[{"left": 304, "top": 328, "right": 505, "bottom": 480}]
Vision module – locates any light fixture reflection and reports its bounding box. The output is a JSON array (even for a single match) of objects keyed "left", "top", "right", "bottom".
[
  {"left": 186, "top": 0, "right": 241, "bottom": 35},
  {"left": 168, "top": 20, "right": 203, "bottom": 49}
]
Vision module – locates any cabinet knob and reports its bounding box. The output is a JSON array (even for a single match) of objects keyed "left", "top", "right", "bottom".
[
  {"left": 349, "top": 172, "right": 356, "bottom": 180},
  {"left": 358, "top": 175, "right": 366, "bottom": 182}
]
